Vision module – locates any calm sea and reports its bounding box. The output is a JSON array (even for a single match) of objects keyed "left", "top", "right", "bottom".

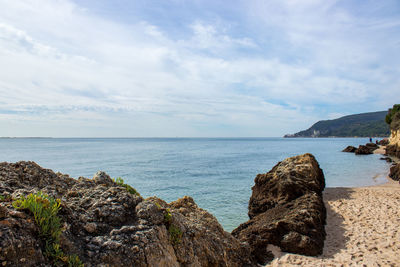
[{"left": 0, "top": 137, "right": 390, "bottom": 231}]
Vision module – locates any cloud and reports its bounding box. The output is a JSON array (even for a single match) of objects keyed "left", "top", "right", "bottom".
[{"left": 0, "top": 0, "right": 399, "bottom": 136}]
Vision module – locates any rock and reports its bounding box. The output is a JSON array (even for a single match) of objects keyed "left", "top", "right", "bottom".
[
  {"left": 93, "top": 171, "right": 114, "bottom": 186},
  {"left": 378, "top": 139, "right": 389, "bottom": 146},
  {"left": 0, "top": 205, "right": 7, "bottom": 219},
  {"left": 0, "top": 205, "right": 46, "bottom": 266},
  {"left": 365, "top": 142, "right": 379, "bottom": 150},
  {"left": 380, "top": 157, "right": 393, "bottom": 163},
  {"left": 355, "top": 145, "right": 373, "bottom": 155},
  {"left": 389, "top": 163, "right": 400, "bottom": 181},
  {"left": 386, "top": 144, "right": 400, "bottom": 158},
  {"left": 247, "top": 153, "right": 325, "bottom": 218},
  {"left": 0, "top": 161, "right": 256, "bottom": 267},
  {"left": 232, "top": 153, "right": 326, "bottom": 265},
  {"left": 169, "top": 196, "right": 254, "bottom": 266},
  {"left": 342, "top": 146, "right": 357, "bottom": 152}
]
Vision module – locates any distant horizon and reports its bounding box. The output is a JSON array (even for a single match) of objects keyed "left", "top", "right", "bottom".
[
  {"left": 1, "top": 1, "right": 400, "bottom": 137},
  {"left": 0, "top": 136, "right": 386, "bottom": 139}
]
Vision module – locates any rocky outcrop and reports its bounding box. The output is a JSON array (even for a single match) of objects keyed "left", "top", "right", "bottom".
[
  {"left": 354, "top": 143, "right": 379, "bottom": 155},
  {"left": 389, "top": 163, "right": 400, "bottom": 181},
  {"left": 343, "top": 143, "right": 379, "bottom": 154},
  {"left": 0, "top": 161, "right": 254, "bottom": 267},
  {"left": 232, "top": 154, "right": 326, "bottom": 265},
  {"left": 342, "top": 146, "right": 357, "bottom": 152}
]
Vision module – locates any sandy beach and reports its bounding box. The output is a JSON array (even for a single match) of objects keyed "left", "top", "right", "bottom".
[{"left": 266, "top": 178, "right": 400, "bottom": 267}]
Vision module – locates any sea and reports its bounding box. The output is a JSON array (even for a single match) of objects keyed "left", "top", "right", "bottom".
[{"left": 0, "top": 137, "right": 390, "bottom": 232}]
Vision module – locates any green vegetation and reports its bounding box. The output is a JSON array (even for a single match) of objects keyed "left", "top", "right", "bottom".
[
  {"left": 286, "top": 111, "right": 390, "bottom": 137},
  {"left": 164, "top": 208, "right": 172, "bottom": 222},
  {"left": 168, "top": 224, "right": 183, "bottom": 246},
  {"left": 13, "top": 192, "right": 83, "bottom": 267},
  {"left": 113, "top": 177, "right": 140, "bottom": 196},
  {"left": 0, "top": 194, "right": 12, "bottom": 202},
  {"left": 386, "top": 104, "right": 400, "bottom": 130},
  {"left": 163, "top": 208, "right": 182, "bottom": 245}
]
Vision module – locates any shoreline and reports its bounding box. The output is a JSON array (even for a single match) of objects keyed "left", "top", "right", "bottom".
[{"left": 266, "top": 147, "right": 400, "bottom": 266}]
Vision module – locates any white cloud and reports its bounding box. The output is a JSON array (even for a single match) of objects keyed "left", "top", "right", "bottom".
[{"left": 0, "top": 0, "right": 399, "bottom": 136}]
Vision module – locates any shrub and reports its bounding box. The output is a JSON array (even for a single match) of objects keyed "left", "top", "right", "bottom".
[
  {"left": 386, "top": 104, "right": 400, "bottom": 128},
  {"left": 113, "top": 177, "right": 140, "bottom": 196},
  {"left": 13, "top": 192, "right": 83, "bottom": 267}
]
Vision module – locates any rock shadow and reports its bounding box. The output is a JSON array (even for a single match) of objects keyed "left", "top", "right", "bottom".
[{"left": 320, "top": 187, "right": 354, "bottom": 258}]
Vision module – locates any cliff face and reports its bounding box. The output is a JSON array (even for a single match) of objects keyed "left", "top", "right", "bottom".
[
  {"left": 389, "top": 129, "right": 400, "bottom": 146},
  {"left": 386, "top": 106, "right": 400, "bottom": 158}
]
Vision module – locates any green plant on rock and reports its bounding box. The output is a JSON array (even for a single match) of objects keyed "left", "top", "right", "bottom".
[
  {"left": 168, "top": 224, "right": 183, "bottom": 246},
  {"left": 164, "top": 208, "right": 172, "bottom": 223},
  {"left": 113, "top": 177, "right": 140, "bottom": 196},
  {"left": 13, "top": 192, "right": 83, "bottom": 267},
  {"left": 163, "top": 208, "right": 182, "bottom": 245},
  {"left": 13, "top": 191, "right": 62, "bottom": 240}
]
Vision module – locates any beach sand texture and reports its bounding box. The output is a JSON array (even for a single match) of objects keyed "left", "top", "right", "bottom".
[{"left": 266, "top": 180, "right": 400, "bottom": 267}]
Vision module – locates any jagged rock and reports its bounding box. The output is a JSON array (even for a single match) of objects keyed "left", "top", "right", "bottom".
[
  {"left": 0, "top": 161, "right": 255, "bottom": 267},
  {"left": 389, "top": 163, "right": 400, "bottom": 181},
  {"left": 247, "top": 153, "right": 325, "bottom": 219},
  {"left": 342, "top": 146, "right": 357, "bottom": 152},
  {"left": 355, "top": 145, "right": 373, "bottom": 155},
  {"left": 232, "top": 153, "right": 326, "bottom": 264}
]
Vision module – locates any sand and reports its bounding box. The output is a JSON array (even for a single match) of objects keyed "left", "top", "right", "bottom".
[{"left": 265, "top": 179, "right": 400, "bottom": 267}]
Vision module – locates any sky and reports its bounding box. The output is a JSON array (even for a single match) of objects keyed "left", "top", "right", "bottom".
[{"left": 0, "top": 0, "right": 399, "bottom": 137}]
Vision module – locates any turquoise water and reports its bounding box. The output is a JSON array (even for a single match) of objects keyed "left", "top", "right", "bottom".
[{"left": 0, "top": 138, "right": 390, "bottom": 231}]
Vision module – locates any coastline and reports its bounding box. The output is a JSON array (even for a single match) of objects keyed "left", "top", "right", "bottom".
[{"left": 266, "top": 147, "right": 400, "bottom": 266}]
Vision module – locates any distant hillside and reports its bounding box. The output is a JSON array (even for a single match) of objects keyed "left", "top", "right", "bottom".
[{"left": 285, "top": 111, "right": 390, "bottom": 138}]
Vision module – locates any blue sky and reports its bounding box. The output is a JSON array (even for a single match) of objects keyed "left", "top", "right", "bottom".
[{"left": 0, "top": 0, "right": 399, "bottom": 137}]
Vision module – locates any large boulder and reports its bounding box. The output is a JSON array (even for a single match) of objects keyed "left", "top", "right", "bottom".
[
  {"left": 246, "top": 153, "right": 325, "bottom": 219},
  {"left": 0, "top": 161, "right": 255, "bottom": 267},
  {"left": 232, "top": 153, "right": 326, "bottom": 264}
]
